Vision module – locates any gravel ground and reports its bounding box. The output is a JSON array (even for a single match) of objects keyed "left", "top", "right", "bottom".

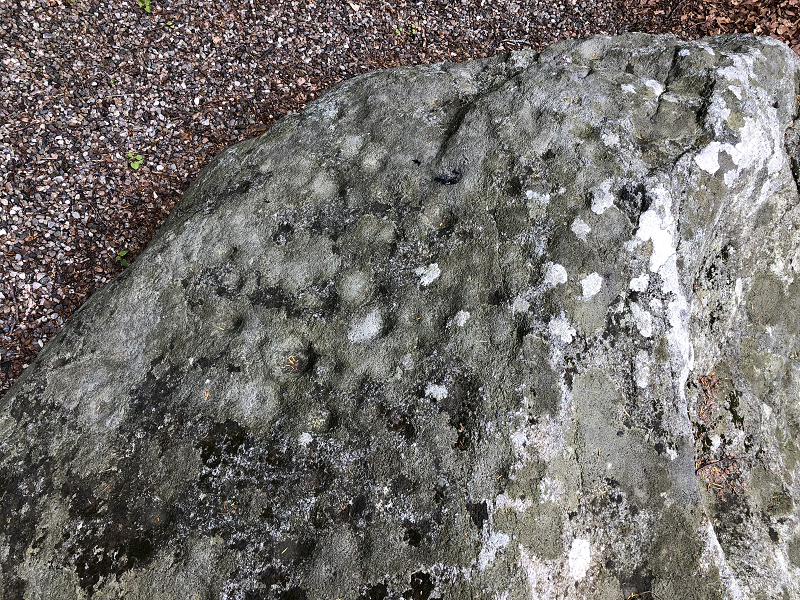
[{"left": 1, "top": 0, "right": 798, "bottom": 398}]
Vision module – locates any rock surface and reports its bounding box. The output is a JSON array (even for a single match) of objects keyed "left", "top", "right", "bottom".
[{"left": 3, "top": 33, "right": 800, "bottom": 599}]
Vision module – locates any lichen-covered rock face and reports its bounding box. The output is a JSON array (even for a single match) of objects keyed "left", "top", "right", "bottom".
[{"left": 3, "top": 33, "right": 800, "bottom": 600}]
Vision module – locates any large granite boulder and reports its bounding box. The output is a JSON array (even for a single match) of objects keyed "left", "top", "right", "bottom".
[{"left": 3, "top": 33, "right": 800, "bottom": 599}]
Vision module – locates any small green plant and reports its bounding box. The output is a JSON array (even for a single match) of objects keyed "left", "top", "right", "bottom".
[
  {"left": 137, "top": 0, "right": 152, "bottom": 13},
  {"left": 115, "top": 250, "right": 130, "bottom": 268},
  {"left": 166, "top": 20, "right": 175, "bottom": 28},
  {"left": 395, "top": 23, "right": 419, "bottom": 36},
  {"left": 127, "top": 151, "right": 143, "bottom": 170}
]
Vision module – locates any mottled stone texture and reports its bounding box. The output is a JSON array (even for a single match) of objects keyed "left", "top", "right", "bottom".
[{"left": 3, "top": 33, "right": 800, "bottom": 600}]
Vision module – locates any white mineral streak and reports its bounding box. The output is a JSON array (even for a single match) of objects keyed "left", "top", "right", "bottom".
[
  {"left": 734, "top": 278, "right": 743, "bottom": 311},
  {"left": 478, "top": 532, "right": 510, "bottom": 571},
  {"left": 635, "top": 350, "right": 651, "bottom": 388},
  {"left": 700, "top": 521, "right": 746, "bottom": 600},
  {"left": 549, "top": 314, "right": 576, "bottom": 343},
  {"left": 591, "top": 179, "right": 615, "bottom": 214},
  {"left": 629, "top": 273, "right": 649, "bottom": 292},
  {"left": 415, "top": 262, "right": 441, "bottom": 286},
  {"left": 347, "top": 309, "right": 382, "bottom": 343},
  {"left": 621, "top": 83, "right": 636, "bottom": 94},
  {"left": 544, "top": 263, "right": 568, "bottom": 286},
  {"left": 568, "top": 538, "right": 592, "bottom": 581},
  {"left": 631, "top": 182, "right": 693, "bottom": 415},
  {"left": 631, "top": 303, "right": 653, "bottom": 338},
  {"left": 580, "top": 272, "right": 603, "bottom": 298},
  {"left": 453, "top": 310, "right": 471, "bottom": 327},
  {"left": 571, "top": 218, "right": 591, "bottom": 241}
]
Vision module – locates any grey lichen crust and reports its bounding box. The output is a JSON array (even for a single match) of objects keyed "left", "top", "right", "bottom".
[{"left": 3, "top": 33, "right": 800, "bottom": 599}]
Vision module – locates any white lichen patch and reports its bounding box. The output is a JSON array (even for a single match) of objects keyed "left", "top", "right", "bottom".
[
  {"left": 571, "top": 218, "right": 591, "bottom": 241},
  {"left": 544, "top": 263, "right": 568, "bottom": 287},
  {"left": 526, "top": 190, "right": 551, "bottom": 219},
  {"left": 339, "top": 134, "right": 364, "bottom": 158},
  {"left": 631, "top": 303, "right": 653, "bottom": 338},
  {"left": 519, "top": 546, "right": 559, "bottom": 598},
  {"left": 512, "top": 295, "right": 531, "bottom": 314},
  {"left": 347, "top": 309, "right": 383, "bottom": 343},
  {"left": 694, "top": 141, "right": 721, "bottom": 174},
  {"left": 601, "top": 131, "right": 620, "bottom": 147},
  {"left": 400, "top": 354, "right": 414, "bottom": 371},
  {"left": 709, "top": 95, "right": 731, "bottom": 124},
  {"left": 591, "top": 179, "right": 615, "bottom": 215},
  {"left": 494, "top": 493, "right": 533, "bottom": 513},
  {"left": 338, "top": 270, "right": 372, "bottom": 305},
  {"left": 580, "top": 273, "right": 603, "bottom": 299},
  {"left": 695, "top": 117, "right": 783, "bottom": 183},
  {"left": 298, "top": 432, "right": 313, "bottom": 447},
  {"left": 538, "top": 476, "right": 563, "bottom": 504},
  {"left": 525, "top": 190, "right": 551, "bottom": 204},
  {"left": 568, "top": 538, "right": 592, "bottom": 581},
  {"left": 415, "top": 263, "right": 441, "bottom": 286},
  {"left": 477, "top": 532, "right": 510, "bottom": 571},
  {"left": 549, "top": 314, "right": 576, "bottom": 344},
  {"left": 452, "top": 310, "right": 471, "bottom": 327},
  {"left": 635, "top": 209, "right": 675, "bottom": 274},
  {"left": 649, "top": 297, "right": 663, "bottom": 312},
  {"left": 510, "top": 414, "right": 565, "bottom": 462},
  {"left": 425, "top": 383, "right": 448, "bottom": 401},
  {"left": 629, "top": 273, "right": 649, "bottom": 292},
  {"left": 644, "top": 79, "right": 664, "bottom": 98},
  {"left": 621, "top": 83, "right": 636, "bottom": 94}
]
